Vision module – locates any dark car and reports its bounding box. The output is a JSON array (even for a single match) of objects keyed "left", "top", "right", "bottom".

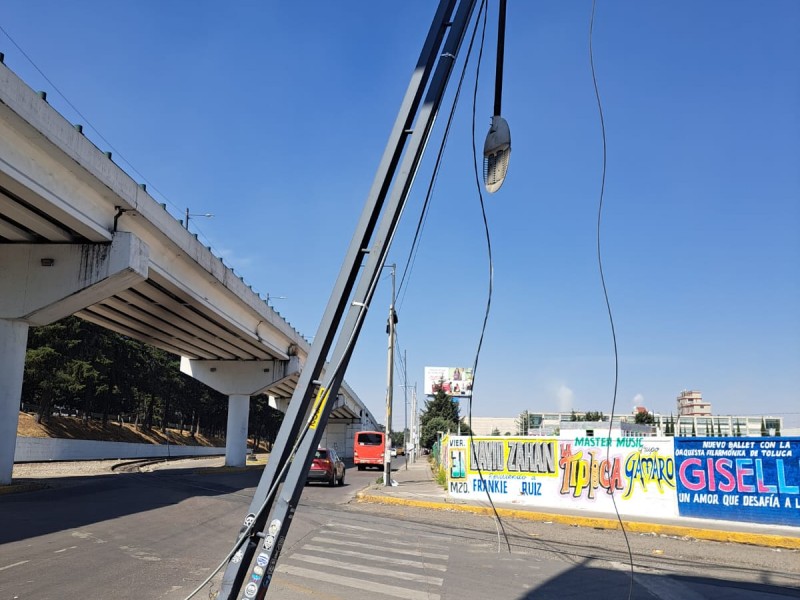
[{"left": 307, "top": 447, "right": 345, "bottom": 486}]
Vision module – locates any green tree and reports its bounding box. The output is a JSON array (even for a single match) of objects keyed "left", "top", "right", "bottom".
[
  {"left": 691, "top": 421, "right": 697, "bottom": 437},
  {"left": 491, "top": 427, "right": 501, "bottom": 436},
  {"left": 584, "top": 411, "right": 605, "bottom": 422},
  {"left": 21, "top": 315, "right": 230, "bottom": 439},
  {"left": 420, "top": 416, "right": 454, "bottom": 449},
  {"left": 390, "top": 430, "right": 405, "bottom": 448},
  {"left": 421, "top": 386, "right": 460, "bottom": 424},
  {"left": 24, "top": 346, "right": 68, "bottom": 423},
  {"left": 418, "top": 386, "right": 474, "bottom": 448},
  {"left": 634, "top": 411, "right": 655, "bottom": 425}
]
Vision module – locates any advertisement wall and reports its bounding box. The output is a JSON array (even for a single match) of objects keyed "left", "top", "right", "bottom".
[
  {"left": 675, "top": 438, "right": 799, "bottom": 526},
  {"left": 445, "top": 435, "right": 799, "bottom": 527}
]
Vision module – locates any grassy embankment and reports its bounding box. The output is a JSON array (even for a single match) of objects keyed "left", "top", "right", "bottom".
[{"left": 17, "top": 411, "right": 225, "bottom": 447}]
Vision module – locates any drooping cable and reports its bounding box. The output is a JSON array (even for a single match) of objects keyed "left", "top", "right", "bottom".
[
  {"left": 466, "top": 0, "right": 511, "bottom": 554},
  {"left": 589, "top": 1, "right": 634, "bottom": 597},
  {"left": 395, "top": 0, "right": 490, "bottom": 308}
]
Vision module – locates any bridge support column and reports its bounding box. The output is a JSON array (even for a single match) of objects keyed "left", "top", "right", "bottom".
[
  {"left": 180, "top": 357, "right": 301, "bottom": 467},
  {"left": 226, "top": 394, "right": 250, "bottom": 468},
  {"left": 0, "top": 320, "right": 29, "bottom": 484}
]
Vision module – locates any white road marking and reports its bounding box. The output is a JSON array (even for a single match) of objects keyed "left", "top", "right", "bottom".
[
  {"left": 71, "top": 530, "right": 106, "bottom": 543},
  {"left": 0, "top": 560, "right": 29, "bottom": 571},
  {"left": 312, "top": 536, "right": 448, "bottom": 560},
  {"left": 54, "top": 546, "right": 78, "bottom": 553},
  {"left": 324, "top": 528, "right": 449, "bottom": 550},
  {"left": 289, "top": 552, "right": 444, "bottom": 586},
  {"left": 276, "top": 564, "right": 440, "bottom": 600},
  {"left": 329, "top": 522, "right": 450, "bottom": 541},
  {"left": 304, "top": 544, "right": 447, "bottom": 571}
]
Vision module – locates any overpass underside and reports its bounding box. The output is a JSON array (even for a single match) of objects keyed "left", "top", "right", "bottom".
[{"left": 0, "top": 61, "right": 375, "bottom": 484}]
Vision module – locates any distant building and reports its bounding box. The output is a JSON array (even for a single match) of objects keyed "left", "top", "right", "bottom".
[
  {"left": 560, "top": 420, "right": 654, "bottom": 439},
  {"left": 677, "top": 390, "right": 711, "bottom": 417},
  {"left": 468, "top": 417, "right": 517, "bottom": 436},
  {"left": 513, "top": 408, "right": 784, "bottom": 438}
]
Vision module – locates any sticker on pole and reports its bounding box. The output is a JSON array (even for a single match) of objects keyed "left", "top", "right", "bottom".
[{"left": 308, "top": 386, "right": 330, "bottom": 430}]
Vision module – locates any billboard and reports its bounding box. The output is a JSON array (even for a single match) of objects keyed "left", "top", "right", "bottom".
[
  {"left": 674, "top": 437, "right": 800, "bottom": 526},
  {"left": 424, "top": 366, "right": 473, "bottom": 397}
]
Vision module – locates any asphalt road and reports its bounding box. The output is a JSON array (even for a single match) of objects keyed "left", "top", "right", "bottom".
[{"left": 1, "top": 461, "right": 798, "bottom": 600}]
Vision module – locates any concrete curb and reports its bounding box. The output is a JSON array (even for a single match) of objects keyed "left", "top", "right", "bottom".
[{"left": 355, "top": 491, "right": 800, "bottom": 550}]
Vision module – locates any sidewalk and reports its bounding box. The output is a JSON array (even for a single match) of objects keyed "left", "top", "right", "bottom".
[{"left": 357, "top": 456, "right": 800, "bottom": 550}]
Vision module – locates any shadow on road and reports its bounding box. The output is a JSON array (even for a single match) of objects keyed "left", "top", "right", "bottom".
[
  {"left": 511, "top": 557, "right": 800, "bottom": 600},
  {"left": 0, "top": 466, "right": 262, "bottom": 544}
]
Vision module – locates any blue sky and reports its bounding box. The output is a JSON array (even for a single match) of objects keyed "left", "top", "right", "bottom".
[{"left": 2, "top": 1, "right": 798, "bottom": 428}]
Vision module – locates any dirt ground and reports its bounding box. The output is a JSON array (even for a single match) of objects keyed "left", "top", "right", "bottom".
[{"left": 16, "top": 411, "right": 224, "bottom": 447}]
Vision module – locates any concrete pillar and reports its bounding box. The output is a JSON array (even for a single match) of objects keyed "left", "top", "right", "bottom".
[
  {"left": 269, "top": 396, "right": 290, "bottom": 413},
  {"left": 0, "top": 320, "right": 29, "bottom": 484},
  {"left": 226, "top": 394, "right": 250, "bottom": 468},
  {"left": 180, "top": 358, "right": 301, "bottom": 467}
]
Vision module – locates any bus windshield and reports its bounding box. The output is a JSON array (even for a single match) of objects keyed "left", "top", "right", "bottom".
[{"left": 357, "top": 432, "right": 383, "bottom": 445}]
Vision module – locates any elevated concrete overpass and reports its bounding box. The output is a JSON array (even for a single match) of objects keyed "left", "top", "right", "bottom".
[{"left": 0, "top": 61, "right": 377, "bottom": 483}]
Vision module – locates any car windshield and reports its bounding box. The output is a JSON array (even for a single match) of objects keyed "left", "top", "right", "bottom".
[
  {"left": 358, "top": 433, "right": 383, "bottom": 446},
  {"left": 314, "top": 450, "right": 328, "bottom": 459}
]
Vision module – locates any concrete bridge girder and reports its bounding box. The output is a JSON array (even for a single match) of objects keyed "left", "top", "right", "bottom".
[
  {"left": 0, "top": 232, "right": 149, "bottom": 484},
  {"left": 0, "top": 232, "right": 149, "bottom": 325}
]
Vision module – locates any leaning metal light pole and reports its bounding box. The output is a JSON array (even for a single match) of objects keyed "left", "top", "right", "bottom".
[{"left": 213, "top": 2, "right": 479, "bottom": 598}]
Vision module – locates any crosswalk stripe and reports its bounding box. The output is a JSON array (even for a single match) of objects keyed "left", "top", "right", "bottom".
[
  {"left": 276, "top": 564, "right": 441, "bottom": 600},
  {"left": 289, "top": 553, "right": 443, "bottom": 586},
  {"left": 312, "top": 536, "right": 449, "bottom": 560},
  {"left": 323, "top": 528, "right": 449, "bottom": 550},
  {"left": 304, "top": 544, "right": 447, "bottom": 571},
  {"left": 328, "top": 522, "right": 451, "bottom": 542}
]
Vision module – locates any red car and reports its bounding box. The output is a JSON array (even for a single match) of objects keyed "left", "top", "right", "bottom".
[{"left": 307, "top": 447, "right": 345, "bottom": 486}]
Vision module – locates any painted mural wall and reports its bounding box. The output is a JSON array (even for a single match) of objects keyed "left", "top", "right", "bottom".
[
  {"left": 675, "top": 438, "right": 799, "bottom": 527},
  {"left": 445, "top": 435, "right": 799, "bottom": 528}
]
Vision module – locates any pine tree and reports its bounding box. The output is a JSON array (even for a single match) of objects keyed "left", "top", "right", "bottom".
[{"left": 419, "top": 386, "right": 471, "bottom": 447}]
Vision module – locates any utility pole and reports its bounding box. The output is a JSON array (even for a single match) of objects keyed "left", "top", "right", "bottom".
[
  {"left": 213, "top": 2, "right": 480, "bottom": 596},
  {"left": 403, "top": 350, "right": 409, "bottom": 470},
  {"left": 411, "top": 383, "right": 418, "bottom": 463},
  {"left": 384, "top": 264, "right": 396, "bottom": 486}
]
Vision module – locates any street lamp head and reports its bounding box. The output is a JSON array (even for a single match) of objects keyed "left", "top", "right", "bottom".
[{"left": 184, "top": 208, "right": 214, "bottom": 229}]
